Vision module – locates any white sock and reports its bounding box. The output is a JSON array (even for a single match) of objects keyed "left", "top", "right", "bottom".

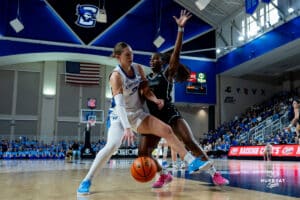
[
  {"left": 207, "top": 166, "right": 217, "bottom": 177},
  {"left": 162, "top": 167, "right": 168, "bottom": 174},
  {"left": 163, "top": 146, "right": 168, "bottom": 158},
  {"left": 158, "top": 167, "right": 168, "bottom": 175},
  {"left": 157, "top": 146, "right": 162, "bottom": 159},
  {"left": 184, "top": 152, "right": 195, "bottom": 164}
]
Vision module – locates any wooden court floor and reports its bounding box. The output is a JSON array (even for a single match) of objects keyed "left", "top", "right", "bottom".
[{"left": 0, "top": 158, "right": 299, "bottom": 200}]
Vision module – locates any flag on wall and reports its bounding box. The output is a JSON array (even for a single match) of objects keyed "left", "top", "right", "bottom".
[
  {"left": 65, "top": 62, "right": 100, "bottom": 85},
  {"left": 245, "top": 0, "right": 259, "bottom": 15}
]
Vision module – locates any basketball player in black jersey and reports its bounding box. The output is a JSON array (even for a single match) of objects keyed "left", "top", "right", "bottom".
[{"left": 138, "top": 10, "right": 229, "bottom": 188}]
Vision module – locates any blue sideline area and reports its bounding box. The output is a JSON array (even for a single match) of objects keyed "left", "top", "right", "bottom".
[{"left": 172, "top": 161, "right": 300, "bottom": 198}]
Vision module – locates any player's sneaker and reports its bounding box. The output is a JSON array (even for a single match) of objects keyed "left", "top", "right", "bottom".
[
  {"left": 188, "top": 158, "right": 212, "bottom": 174},
  {"left": 212, "top": 172, "right": 229, "bottom": 186},
  {"left": 77, "top": 180, "right": 91, "bottom": 195},
  {"left": 152, "top": 172, "right": 173, "bottom": 188}
]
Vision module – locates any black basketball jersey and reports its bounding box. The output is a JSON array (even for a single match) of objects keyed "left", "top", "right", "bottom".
[
  {"left": 146, "top": 68, "right": 173, "bottom": 113},
  {"left": 147, "top": 69, "right": 173, "bottom": 102}
]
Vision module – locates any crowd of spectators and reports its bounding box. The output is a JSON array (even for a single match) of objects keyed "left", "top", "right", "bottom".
[
  {"left": 1, "top": 92, "right": 299, "bottom": 160},
  {"left": 0, "top": 137, "right": 107, "bottom": 160},
  {"left": 201, "top": 91, "right": 299, "bottom": 158}
]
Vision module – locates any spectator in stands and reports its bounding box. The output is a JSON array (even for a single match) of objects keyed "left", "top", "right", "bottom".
[
  {"left": 65, "top": 146, "right": 73, "bottom": 161},
  {"left": 72, "top": 141, "right": 80, "bottom": 160},
  {"left": 214, "top": 140, "right": 227, "bottom": 158},
  {"left": 203, "top": 142, "right": 212, "bottom": 154},
  {"left": 264, "top": 142, "right": 272, "bottom": 161},
  {"left": 1, "top": 140, "right": 8, "bottom": 152},
  {"left": 287, "top": 98, "right": 300, "bottom": 137},
  {"left": 231, "top": 137, "right": 239, "bottom": 146},
  {"left": 58, "top": 148, "right": 65, "bottom": 159},
  {"left": 0, "top": 147, "right": 2, "bottom": 159}
]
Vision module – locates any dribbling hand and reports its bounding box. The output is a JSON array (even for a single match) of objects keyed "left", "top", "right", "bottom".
[{"left": 122, "top": 128, "right": 136, "bottom": 146}]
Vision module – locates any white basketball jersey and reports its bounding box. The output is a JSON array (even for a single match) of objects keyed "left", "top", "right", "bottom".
[{"left": 112, "top": 64, "right": 143, "bottom": 112}]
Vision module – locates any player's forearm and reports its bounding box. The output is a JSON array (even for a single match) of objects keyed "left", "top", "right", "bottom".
[
  {"left": 168, "top": 28, "right": 183, "bottom": 77},
  {"left": 172, "top": 27, "right": 184, "bottom": 59},
  {"left": 143, "top": 88, "right": 160, "bottom": 104},
  {"left": 290, "top": 118, "right": 298, "bottom": 127},
  {"left": 114, "top": 93, "right": 131, "bottom": 129}
]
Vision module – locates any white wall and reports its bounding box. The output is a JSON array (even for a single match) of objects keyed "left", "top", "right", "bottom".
[
  {"left": 40, "top": 61, "right": 58, "bottom": 138},
  {"left": 176, "top": 105, "right": 209, "bottom": 139},
  {"left": 219, "top": 75, "right": 280, "bottom": 123}
]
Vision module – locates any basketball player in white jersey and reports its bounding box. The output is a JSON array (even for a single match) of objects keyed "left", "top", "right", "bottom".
[{"left": 77, "top": 41, "right": 210, "bottom": 195}]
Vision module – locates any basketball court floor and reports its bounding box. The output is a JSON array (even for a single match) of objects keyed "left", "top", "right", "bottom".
[{"left": 0, "top": 158, "right": 299, "bottom": 200}]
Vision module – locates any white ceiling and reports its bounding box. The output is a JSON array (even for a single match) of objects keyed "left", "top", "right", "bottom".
[
  {"left": 175, "top": 0, "right": 244, "bottom": 28},
  {"left": 176, "top": 0, "right": 300, "bottom": 79}
]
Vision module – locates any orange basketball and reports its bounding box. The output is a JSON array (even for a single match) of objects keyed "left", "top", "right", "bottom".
[{"left": 130, "top": 156, "right": 157, "bottom": 183}]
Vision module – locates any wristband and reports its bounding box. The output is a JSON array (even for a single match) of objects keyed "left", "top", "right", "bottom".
[
  {"left": 178, "top": 27, "right": 184, "bottom": 32},
  {"left": 288, "top": 124, "right": 293, "bottom": 128}
]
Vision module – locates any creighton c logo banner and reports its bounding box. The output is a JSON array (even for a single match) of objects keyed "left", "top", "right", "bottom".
[
  {"left": 76, "top": 4, "right": 98, "bottom": 28},
  {"left": 46, "top": 0, "right": 139, "bottom": 44}
]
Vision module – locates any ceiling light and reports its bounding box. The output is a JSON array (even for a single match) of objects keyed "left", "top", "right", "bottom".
[
  {"left": 10, "top": 18, "right": 24, "bottom": 33},
  {"left": 238, "top": 35, "right": 244, "bottom": 41},
  {"left": 153, "top": 35, "right": 165, "bottom": 48},
  {"left": 195, "top": 0, "right": 211, "bottom": 10},
  {"left": 96, "top": 8, "right": 107, "bottom": 23},
  {"left": 10, "top": 0, "right": 24, "bottom": 33},
  {"left": 288, "top": 7, "right": 294, "bottom": 13}
]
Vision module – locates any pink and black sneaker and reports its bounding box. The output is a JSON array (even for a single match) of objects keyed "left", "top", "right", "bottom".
[
  {"left": 152, "top": 172, "right": 173, "bottom": 188},
  {"left": 212, "top": 172, "right": 229, "bottom": 186}
]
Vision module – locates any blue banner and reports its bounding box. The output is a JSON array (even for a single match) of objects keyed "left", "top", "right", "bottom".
[
  {"left": 245, "top": 0, "right": 259, "bottom": 14},
  {"left": 262, "top": 0, "right": 271, "bottom": 3}
]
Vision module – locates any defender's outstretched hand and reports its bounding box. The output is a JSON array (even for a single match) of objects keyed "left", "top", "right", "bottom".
[{"left": 173, "top": 10, "right": 192, "bottom": 28}]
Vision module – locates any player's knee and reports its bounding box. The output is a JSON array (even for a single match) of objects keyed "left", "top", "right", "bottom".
[
  {"left": 162, "top": 125, "right": 174, "bottom": 137},
  {"left": 112, "top": 142, "right": 121, "bottom": 152},
  {"left": 166, "top": 125, "right": 174, "bottom": 135},
  {"left": 102, "top": 142, "right": 120, "bottom": 155}
]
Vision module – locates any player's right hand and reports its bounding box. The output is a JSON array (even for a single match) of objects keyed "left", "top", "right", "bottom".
[
  {"left": 156, "top": 99, "right": 164, "bottom": 110},
  {"left": 122, "top": 128, "right": 136, "bottom": 146}
]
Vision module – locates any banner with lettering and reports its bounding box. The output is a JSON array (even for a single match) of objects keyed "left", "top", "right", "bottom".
[{"left": 228, "top": 145, "right": 300, "bottom": 157}]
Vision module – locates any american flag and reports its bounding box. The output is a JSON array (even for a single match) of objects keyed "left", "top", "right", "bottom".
[{"left": 65, "top": 62, "right": 100, "bottom": 85}]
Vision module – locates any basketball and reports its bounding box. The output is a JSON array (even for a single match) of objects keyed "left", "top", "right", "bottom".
[{"left": 130, "top": 156, "right": 157, "bottom": 183}]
